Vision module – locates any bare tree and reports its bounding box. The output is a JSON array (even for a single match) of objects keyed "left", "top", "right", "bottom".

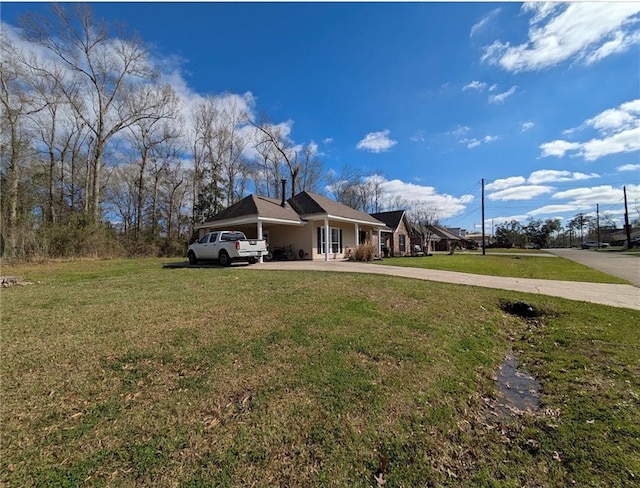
[
  {"left": 126, "top": 85, "right": 180, "bottom": 238},
  {"left": 215, "top": 94, "right": 251, "bottom": 206},
  {"left": 0, "top": 37, "right": 43, "bottom": 256},
  {"left": 19, "top": 3, "right": 167, "bottom": 221},
  {"left": 250, "top": 115, "right": 301, "bottom": 198},
  {"left": 189, "top": 96, "right": 225, "bottom": 223},
  {"left": 251, "top": 135, "right": 282, "bottom": 198},
  {"left": 405, "top": 201, "right": 440, "bottom": 254},
  {"left": 297, "top": 142, "right": 323, "bottom": 194}
]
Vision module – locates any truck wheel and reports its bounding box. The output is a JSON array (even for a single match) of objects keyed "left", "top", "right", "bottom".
[
  {"left": 188, "top": 251, "right": 198, "bottom": 265},
  {"left": 219, "top": 250, "right": 232, "bottom": 267}
]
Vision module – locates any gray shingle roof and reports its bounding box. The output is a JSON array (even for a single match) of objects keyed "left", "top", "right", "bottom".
[
  {"left": 370, "top": 210, "right": 406, "bottom": 231},
  {"left": 204, "top": 194, "right": 302, "bottom": 223},
  {"left": 289, "top": 191, "right": 385, "bottom": 225},
  {"left": 202, "top": 192, "right": 385, "bottom": 227}
]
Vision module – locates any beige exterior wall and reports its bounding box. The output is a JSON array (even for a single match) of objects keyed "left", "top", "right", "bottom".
[
  {"left": 394, "top": 218, "right": 411, "bottom": 256},
  {"left": 198, "top": 219, "right": 382, "bottom": 261}
]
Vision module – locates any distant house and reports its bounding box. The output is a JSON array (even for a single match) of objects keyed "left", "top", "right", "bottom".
[
  {"left": 196, "top": 191, "right": 386, "bottom": 261},
  {"left": 370, "top": 210, "right": 413, "bottom": 257},
  {"left": 606, "top": 228, "right": 640, "bottom": 246},
  {"left": 425, "top": 225, "right": 466, "bottom": 252}
]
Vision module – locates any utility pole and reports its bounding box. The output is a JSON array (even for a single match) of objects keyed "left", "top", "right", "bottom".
[
  {"left": 624, "top": 186, "right": 631, "bottom": 248},
  {"left": 596, "top": 204, "right": 600, "bottom": 247},
  {"left": 482, "top": 178, "right": 486, "bottom": 256}
]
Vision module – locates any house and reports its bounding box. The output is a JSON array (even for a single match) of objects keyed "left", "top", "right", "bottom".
[
  {"left": 370, "top": 210, "right": 414, "bottom": 257},
  {"left": 425, "top": 224, "right": 466, "bottom": 252},
  {"left": 195, "top": 191, "right": 387, "bottom": 261}
]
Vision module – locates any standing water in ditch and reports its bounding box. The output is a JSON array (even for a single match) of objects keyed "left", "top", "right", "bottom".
[
  {"left": 493, "top": 300, "right": 544, "bottom": 418},
  {"left": 495, "top": 353, "right": 541, "bottom": 417}
]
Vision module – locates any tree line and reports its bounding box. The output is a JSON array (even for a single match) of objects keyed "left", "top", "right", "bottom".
[
  {"left": 493, "top": 212, "right": 619, "bottom": 249},
  {"left": 2, "top": 4, "right": 415, "bottom": 260}
]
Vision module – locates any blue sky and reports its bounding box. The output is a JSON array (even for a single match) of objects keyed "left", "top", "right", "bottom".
[{"left": 2, "top": 1, "right": 639, "bottom": 232}]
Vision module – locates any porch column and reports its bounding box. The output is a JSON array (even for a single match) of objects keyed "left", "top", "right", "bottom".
[
  {"left": 354, "top": 223, "right": 359, "bottom": 246},
  {"left": 324, "top": 218, "right": 329, "bottom": 261},
  {"left": 257, "top": 221, "right": 264, "bottom": 263},
  {"left": 378, "top": 229, "right": 382, "bottom": 256}
]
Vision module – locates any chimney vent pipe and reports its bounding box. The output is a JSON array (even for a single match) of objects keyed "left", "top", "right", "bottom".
[{"left": 281, "top": 179, "right": 287, "bottom": 207}]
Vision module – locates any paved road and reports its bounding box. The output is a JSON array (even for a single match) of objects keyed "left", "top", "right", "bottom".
[
  {"left": 547, "top": 248, "right": 640, "bottom": 287},
  {"left": 248, "top": 260, "right": 640, "bottom": 311}
]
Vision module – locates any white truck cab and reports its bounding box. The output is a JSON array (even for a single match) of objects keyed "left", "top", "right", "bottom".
[{"left": 187, "top": 231, "right": 267, "bottom": 266}]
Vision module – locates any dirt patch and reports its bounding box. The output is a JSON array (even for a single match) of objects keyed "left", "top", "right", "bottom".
[{"left": 500, "top": 300, "right": 542, "bottom": 318}]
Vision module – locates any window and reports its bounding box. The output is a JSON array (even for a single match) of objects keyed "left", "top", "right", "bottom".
[
  {"left": 317, "top": 226, "right": 343, "bottom": 254},
  {"left": 331, "top": 228, "right": 341, "bottom": 253},
  {"left": 399, "top": 234, "right": 406, "bottom": 252},
  {"left": 209, "top": 233, "right": 218, "bottom": 243}
]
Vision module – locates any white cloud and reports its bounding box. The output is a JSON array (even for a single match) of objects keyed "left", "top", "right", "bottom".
[
  {"left": 379, "top": 178, "right": 474, "bottom": 219},
  {"left": 482, "top": 3, "right": 640, "bottom": 72},
  {"left": 486, "top": 176, "right": 526, "bottom": 191},
  {"left": 585, "top": 30, "right": 640, "bottom": 65},
  {"left": 470, "top": 8, "right": 502, "bottom": 38},
  {"left": 488, "top": 86, "right": 517, "bottom": 104},
  {"left": 521, "top": 121, "right": 534, "bottom": 132},
  {"left": 323, "top": 137, "right": 333, "bottom": 145},
  {"left": 461, "top": 135, "right": 499, "bottom": 149},
  {"left": 527, "top": 204, "right": 587, "bottom": 216},
  {"left": 580, "top": 126, "right": 640, "bottom": 161},
  {"left": 586, "top": 100, "right": 640, "bottom": 135},
  {"left": 618, "top": 164, "right": 640, "bottom": 172},
  {"left": 487, "top": 214, "right": 530, "bottom": 226},
  {"left": 552, "top": 184, "right": 640, "bottom": 206},
  {"left": 540, "top": 140, "right": 582, "bottom": 158},
  {"left": 463, "top": 80, "right": 486, "bottom": 91},
  {"left": 410, "top": 130, "right": 425, "bottom": 142},
  {"left": 544, "top": 100, "right": 640, "bottom": 161},
  {"left": 527, "top": 170, "right": 599, "bottom": 184},
  {"left": 356, "top": 129, "right": 397, "bottom": 153},
  {"left": 488, "top": 185, "right": 553, "bottom": 201},
  {"left": 449, "top": 125, "right": 471, "bottom": 137}
]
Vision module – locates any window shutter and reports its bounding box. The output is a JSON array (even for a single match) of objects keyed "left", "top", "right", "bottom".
[
  {"left": 317, "top": 226, "right": 322, "bottom": 253},
  {"left": 339, "top": 229, "right": 343, "bottom": 252}
]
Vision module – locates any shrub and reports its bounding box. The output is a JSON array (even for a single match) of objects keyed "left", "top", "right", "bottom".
[{"left": 354, "top": 242, "right": 376, "bottom": 262}]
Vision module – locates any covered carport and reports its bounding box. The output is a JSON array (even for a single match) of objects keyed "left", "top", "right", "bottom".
[{"left": 195, "top": 194, "right": 304, "bottom": 263}]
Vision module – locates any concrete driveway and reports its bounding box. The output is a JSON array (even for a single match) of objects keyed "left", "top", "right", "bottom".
[
  {"left": 249, "top": 260, "right": 640, "bottom": 311},
  {"left": 547, "top": 248, "right": 640, "bottom": 287}
]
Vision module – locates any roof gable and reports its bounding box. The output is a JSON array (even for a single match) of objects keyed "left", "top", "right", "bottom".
[
  {"left": 203, "top": 194, "right": 302, "bottom": 224},
  {"left": 427, "top": 225, "right": 463, "bottom": 241},
  {"left": 370, "top": 210, "right": 407, "bottom": 231},
  {"left": 289, "top": 191, "right": 385, "bottom": 225}
]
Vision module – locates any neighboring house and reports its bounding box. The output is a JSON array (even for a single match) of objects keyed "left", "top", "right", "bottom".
[
  {"left": 409, "top": 224, "right": 440, "bottom": 254},
  {"left": 196, "top": 191, "right": 386, "bottom": 261},
  {"left": 464, "top": 232, "right": 490, "bottom": 247},
  {"left": 425, "top": 225, "right": 465, "bottom": 252},
  {"left": 606, "top": 228, "right": 640, "bottom": 246},
  {"left": 370, "top": 210, "right": 413, "bottom": 257}
]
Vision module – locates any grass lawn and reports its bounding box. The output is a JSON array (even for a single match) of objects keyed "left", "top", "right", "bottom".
[
  {"left": 2, "top": 258, "right": 639, "bottom": 487},
  {"left": 376, "top": 253, "right": 629, "bottom": 283}
]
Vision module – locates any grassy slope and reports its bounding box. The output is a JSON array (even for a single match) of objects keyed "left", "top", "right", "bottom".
[
  {"left": 1, "top": 258, "right": 638, "bottom": 487},
  {"left": 375, "top": 253, "right": 629, "bottom": 283}
]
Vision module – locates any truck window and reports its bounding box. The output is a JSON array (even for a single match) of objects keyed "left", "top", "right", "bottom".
[
  {"left": 209, "top": 233, "right": 218, "bottom": 243},
  {"left": 221, "top": 232, "right": 245, "bottom": 241},
  {"left": 198, "top": 235, "right": 209, "bottom": 244}
]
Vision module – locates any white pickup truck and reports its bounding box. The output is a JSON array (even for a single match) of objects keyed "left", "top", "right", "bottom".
[{"left": 187, "top": 231, "right": 267, "bottom": 266}]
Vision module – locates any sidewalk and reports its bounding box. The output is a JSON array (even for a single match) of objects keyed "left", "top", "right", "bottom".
[{"left": 249, "top": 260, "right": 640, "bottom": 311}]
